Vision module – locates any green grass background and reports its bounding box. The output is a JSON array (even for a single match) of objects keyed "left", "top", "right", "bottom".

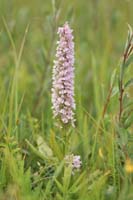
[{"left": 0, "top": 0, "right": 133, "bottom": 199}]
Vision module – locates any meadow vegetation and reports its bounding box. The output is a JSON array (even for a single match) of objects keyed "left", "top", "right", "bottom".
[{"left": 0, "top": 0, "right": 133, "bottom": 199}]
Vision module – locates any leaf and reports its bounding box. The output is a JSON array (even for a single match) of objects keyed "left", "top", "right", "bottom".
[
  {"left": 111, "top": 86, "right": 119, "bottom": 97},
  {"left": 25, "top": 139, "right": 47, "bottom": 161},
  {"left": 124, "top": 54, "right": 133, "bottom": 68},
  {"left": 88, "top": 172, "right": 109, "bottom": 193},
  {"left": 125, "top": 78, "right": 133, "bottom": 88},
  {"left": 37, "top": 136, "right": 53, "bottom": 157},
  {"left": 45, "top": 160, "right": 64, "bottom": 196},
  {"left": 116, "top": 128, "right": 129, "bottom": 146},
  {"left": 54, "top": 165, "right": 72, "bottom": 198},
  {"left": 63, "top": 165, "right": 72, "bottom": 194},
  {"left": 55, "top": 193, "right": 63, "bottom": 200},
  {"left": 69, "top": 171, "right": 87, "bottom": 193},
  {"left": 55, "top": 178, "right": 64, "bottom": 193},
  {"left": 124, "top": 113, "right": 133, "bottom": 129},
  {"left": 110, "top": 68, "right": 117, "bottom": 87},
  {"left": 127, "top": 24, "right": 133, "bottom": 39},
  {"left": 88, "top": 170, "right": 102, "bottom": 183},
  {"left": 124, "top": 24, "right": 132, "bottom": 52},
  {"left": 124, "top": 24, "right": 133, "bottom": 51},
  {"left": 49, "top": 130, "right": 63, "bottom": 160},
  {"left": 70, "top": 171, "right": 86, "bottom": 190},
  {"left": 25, "top": 139, "right": 56, "bottom": 162}
]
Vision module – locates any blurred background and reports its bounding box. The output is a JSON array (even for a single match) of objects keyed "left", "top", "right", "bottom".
[
  {"left": 0, "top": 1, "right": 132, "bottom": 199},
  {"left": 0, "top": 0, "right": 133, "bottom": 128}
]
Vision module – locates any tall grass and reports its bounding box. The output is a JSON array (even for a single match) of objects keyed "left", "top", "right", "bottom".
[{"left": 0, "top": 0, "right": 133, "bottom": 199}]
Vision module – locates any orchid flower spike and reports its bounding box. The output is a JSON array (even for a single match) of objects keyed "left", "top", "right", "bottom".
[{"left": 52, "top": 22, "right": 76, "bottom": 127}]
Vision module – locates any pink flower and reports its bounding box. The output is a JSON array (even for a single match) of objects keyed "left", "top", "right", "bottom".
[
  {"left": 72, "top": 155, "right": 82, "bottom": 169},
  {"left": 52, "top": 22, "right": 75, "bottom": 126},
  {"left": 64, "top": 154, "right": 82, "bottom": 173}
]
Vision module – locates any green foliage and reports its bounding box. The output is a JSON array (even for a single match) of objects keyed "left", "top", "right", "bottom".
[{"left": 0, "top": 0, "right": 133, "bottom": 199}]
